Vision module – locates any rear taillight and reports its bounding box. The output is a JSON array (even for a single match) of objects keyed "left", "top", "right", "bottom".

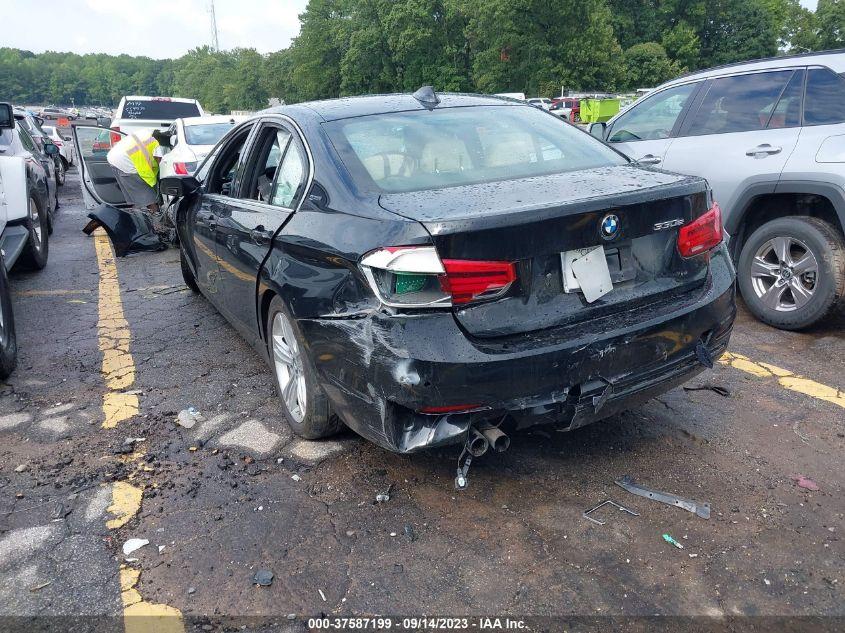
[
  {"left": 678, "top": 203, "right": 722, "bottom": 258},
  {"left": 173, "top": 161, "right": 198, "bottom": 175},
  {"left": 440, "top": 259, "right": 517, "bottom": 305},
  {"left": 110, "top": 126, "right": 121, "bottom": 145},
  {"left": 360, "top": 246, "right": 516, "bottom": 308}
]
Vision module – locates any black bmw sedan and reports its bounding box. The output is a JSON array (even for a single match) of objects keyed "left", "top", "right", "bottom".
[{"left": 78, "top": 90, "right": 736, "bottom": 456}]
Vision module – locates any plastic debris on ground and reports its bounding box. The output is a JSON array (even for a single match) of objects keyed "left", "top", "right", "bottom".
[
  {"left": 176, "top": 407, "right": 203, "bottom": 429},
  {"left": 662, "top": 534, "right": 684, "bottom": 549},
  {"left": 122, "top": 538, "right": 149, "bottom": 556},
  {"left": 792, "top": 475, "right": 819, "bottom": 491}
]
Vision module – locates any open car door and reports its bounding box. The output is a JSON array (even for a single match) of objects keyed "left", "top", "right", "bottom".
[
  {"left": 72, "top": 125, "right": 129, "bottom": 210},
  {"left": 72, "top": 125, "right": 165, "bottom": 256}
]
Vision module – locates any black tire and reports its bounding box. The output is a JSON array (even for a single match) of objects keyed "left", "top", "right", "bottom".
[
  {"left": 55, "top": 158, "right": 65, "bottom": 186},
  {"left": 60, "top": 156, "right": 69, "bottom": 171},
  {"left": 738, "top": 216, "right": 845, "bottom": 330},
  {"left": 180, "top": 249, "right": 199, "bottom": 293},
  {"left": 0, "top": 255, "right": 18, "bottom": 380},
  {"left": 266, "top": 295, "right": 341, "bottom": 440},
  {"left": 17, "top": 194, "right": 49, "bottom": 271}
]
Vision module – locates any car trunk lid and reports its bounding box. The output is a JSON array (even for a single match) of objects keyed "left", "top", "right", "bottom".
[{"left": 379, "top": 165, "right": 713, "bottom": 338}]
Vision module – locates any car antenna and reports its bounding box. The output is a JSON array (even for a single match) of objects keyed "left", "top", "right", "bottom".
[{"left": 412, "top": 86, "right": 440, "bottom": 110}]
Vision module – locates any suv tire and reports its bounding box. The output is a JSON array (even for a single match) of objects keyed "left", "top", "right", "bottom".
[
  {"left": 17, "top": 194, "right": 49, "bottom": 271},
  {"left": 0, "top": 254, "right": 18, "bottom": 380},
  {"left": 738, "top": 216, "right": 845, "bottom": 330}
]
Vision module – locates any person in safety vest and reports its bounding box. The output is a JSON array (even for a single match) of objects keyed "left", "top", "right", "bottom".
[{"left": 107, "top": 128, "right": 168, "bottom": 214}]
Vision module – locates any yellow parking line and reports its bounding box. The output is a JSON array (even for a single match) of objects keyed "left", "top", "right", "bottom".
[
  {"left": 93, "top": 230, "right": 185, "bottom": 633},
  {"left": 93, "top": 231, "right": 139, "bottom": 428},
  {"left": 720, "top": 351, "right": 845, "bottom": 409}
]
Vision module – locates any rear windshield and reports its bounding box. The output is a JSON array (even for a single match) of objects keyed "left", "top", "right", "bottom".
[
  {"left": 120, "top": 100, "right": 200, "bottom": 120},
  {"left": 325, "top": 105, "right": 625, "bottom": 193},
  {"left": 184, "top": 122, "right": 236, "bottom": 145}
]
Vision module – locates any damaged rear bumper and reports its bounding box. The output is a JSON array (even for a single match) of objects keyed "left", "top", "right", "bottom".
[{"left": 299, "top": 244, "right": 737, "bottom": 453}]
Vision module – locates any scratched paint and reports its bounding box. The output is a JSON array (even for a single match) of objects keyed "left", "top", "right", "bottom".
[
  {"left": 720, "top": 351, "right": 845, "bottom": 409},
  {"left": 93, "top": 230, "right": 139, "bottom": 428}
]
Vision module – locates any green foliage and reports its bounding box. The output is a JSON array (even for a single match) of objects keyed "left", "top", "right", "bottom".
[
  {"left": 0, "top": 0, "right": 838, "bottom": 108},
  {"left": 817, "top": 0, "right": 845, "bottom": 49},
  {"left": 624, "top": 42, "right": 683, "bottom": 89}
]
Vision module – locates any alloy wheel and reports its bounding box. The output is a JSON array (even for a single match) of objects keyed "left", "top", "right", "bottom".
[
  {"left": 271, "top": 311, "right": 306, "bottom": 423},
  {"left": 29, "top": 198, "right": 42, "bottom": 250},
  {"left": 749, "top": 236, "right": 818, "bottom": 312}
]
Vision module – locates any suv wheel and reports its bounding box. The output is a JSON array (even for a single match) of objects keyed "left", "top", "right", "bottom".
[
  {"left": 0, "top": 254, "right": 18, "bottom": 380},
  {"left": 17, "top": 194, "right": 49, "bottom": 270},
  {"left": 55, "top": 158, "right": 66, "bottom": 186},
  {"left": 738, "top": 216, "right": 845, "bottom": 330}
]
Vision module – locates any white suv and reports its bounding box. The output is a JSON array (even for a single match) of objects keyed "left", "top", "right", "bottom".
[{"left": 591, "top": 49, "right": 845, "bottom": 330}]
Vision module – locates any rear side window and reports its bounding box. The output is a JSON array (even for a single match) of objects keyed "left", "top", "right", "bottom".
[
  {"left": 685, "top": 71, "right": 793, "bottom": 136},
  {"left": 119, "top": 100, "right": 200, "bottom": 120},
  {"left": 804, "top": 68, "right": 845, "bottom": 126}
]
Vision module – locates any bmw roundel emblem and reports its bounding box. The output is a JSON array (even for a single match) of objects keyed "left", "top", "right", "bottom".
[{"left": 600, "top": 214, "right": 620, "bottom": 240}]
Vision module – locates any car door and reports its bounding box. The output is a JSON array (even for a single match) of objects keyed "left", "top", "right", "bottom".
[
  {"left": 780, "top": 67, "right": 845, "bottom": 191},
  {"left": 662, "top": 69, "right": 804, "bottom": 218},
  {"left": 72, "top": 125, "right": 128, "bottom": 209},
  {"left": 183, "top": 121, "right": 257, "bottom": 300},
  {"left": 214, "top": 118, "right": 309, "bottom": 338},
  {"left": 17, "top": 124, "right": 55, "bottom": 210},
  {"left": 604, "top": 81, "right": 702, "bottom": 165}
]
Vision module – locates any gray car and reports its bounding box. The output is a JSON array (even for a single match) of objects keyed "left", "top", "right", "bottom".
[{"left": 591, "top": 49, "right": 845, "bottom": 330}]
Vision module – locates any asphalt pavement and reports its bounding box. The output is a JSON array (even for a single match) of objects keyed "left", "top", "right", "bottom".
[{"left": 0, "top": 170, "right": 842, "bottom": 632}]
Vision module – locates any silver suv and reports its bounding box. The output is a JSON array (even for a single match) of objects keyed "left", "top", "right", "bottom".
[{"left": 591, "top": 49, "right": 845, "bottom": 330}]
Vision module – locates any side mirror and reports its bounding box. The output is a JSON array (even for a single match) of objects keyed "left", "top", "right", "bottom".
[
  {"left": 44, "top": 143, "right": 59, "bottom": 155},
  {"left": 170, "top": 134, "right": 178, "bottom": 147},
  {"left": 160, "top": 175, "right": 201, "bottom": 198},
  {"left": 588, "top": 122, "right": 607, "bottom": 140},
  {"left": 0, "top": 103, "right": 13, "bottom": 129}
]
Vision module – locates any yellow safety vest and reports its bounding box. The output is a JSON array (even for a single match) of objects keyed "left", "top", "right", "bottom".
[{"left": 125, "top": 132, "right": 160, "bottom": 187}]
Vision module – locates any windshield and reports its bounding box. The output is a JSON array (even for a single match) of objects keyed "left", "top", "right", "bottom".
[
  {"left": 184, "top": 122, "right": 236, "bottom": 146},
  {"left": 325, "top": 105, "right": 625, "bottom": 193},
  {"left": 120, "top": 100, "right": 200, "bottom": 120}
]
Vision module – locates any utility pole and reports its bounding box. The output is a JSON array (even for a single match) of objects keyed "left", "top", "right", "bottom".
[{"left": 209, "top": 0, "right": 220, "bottom": 52}]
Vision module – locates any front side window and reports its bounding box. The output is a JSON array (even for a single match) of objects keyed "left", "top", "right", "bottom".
[
  {"left": 17, "top": 124, "right": 36, "bottom": 152},
  {"left": 326, "top": 105, "right": 625, "bottom": 194},
  {"left": 608, "top": 83, "right": 698, "bottom": 143},
  {"left": 804, "top": 68, "right": 845, "bottom": 126},
  {"left": 684, "top": 71, "right": 793, "bottom": 136},
  {"left": 767, "top": 70, "right": 804, "bottom": 129},
  {"left": 207, "top": 127, "right": 252, "bottom": 196}
]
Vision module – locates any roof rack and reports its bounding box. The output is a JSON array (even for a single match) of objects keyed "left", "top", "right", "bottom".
[{"left": 675, "top": 47, "right": 845, "bottom": 81}]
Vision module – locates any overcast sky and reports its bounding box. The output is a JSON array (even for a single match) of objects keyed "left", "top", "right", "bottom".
[{"left": 4, "top": 0, "right": 820, "bottom": 60}]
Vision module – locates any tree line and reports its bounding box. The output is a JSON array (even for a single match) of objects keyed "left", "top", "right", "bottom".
[{"left": 1, "top": 0, "right": 843, "bottom": 113}]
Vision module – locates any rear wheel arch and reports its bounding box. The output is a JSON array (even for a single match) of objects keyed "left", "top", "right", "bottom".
[{"left": 729, "top": 186, "right": 845, "bottom": 261}]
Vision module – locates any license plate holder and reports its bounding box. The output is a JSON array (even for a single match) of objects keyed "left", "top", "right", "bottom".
[{"left": 561, "top": 246, "right": 613, "bottom": 303}]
